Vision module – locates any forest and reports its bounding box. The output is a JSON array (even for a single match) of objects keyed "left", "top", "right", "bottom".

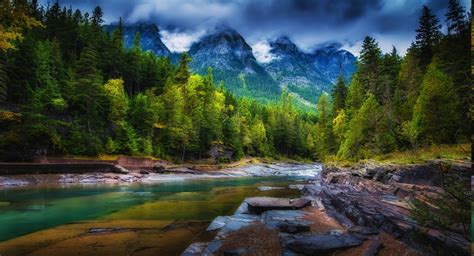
[{"left": 0, "top": 0, "right": 471, "bottom": 163}]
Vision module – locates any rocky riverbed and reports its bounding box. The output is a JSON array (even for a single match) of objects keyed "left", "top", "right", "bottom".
[{"left": 183, "top": 160, "right": 471, "bottom": 255}]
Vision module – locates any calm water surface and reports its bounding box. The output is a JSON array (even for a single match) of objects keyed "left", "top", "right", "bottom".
[{"left": 0, "top": 175, "right": 309, "bottom": 253}]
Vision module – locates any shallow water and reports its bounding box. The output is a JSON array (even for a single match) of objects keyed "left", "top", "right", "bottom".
[{"left": 0, "top": 175, "right": 312, "bottom": 255}]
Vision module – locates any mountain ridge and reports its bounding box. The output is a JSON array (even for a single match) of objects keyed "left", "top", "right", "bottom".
[{"left": 105, "top": 23, "right": 356, "bottom": 106}]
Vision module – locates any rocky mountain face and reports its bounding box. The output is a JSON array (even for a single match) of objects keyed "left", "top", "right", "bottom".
[
  {"left": 104, "top": 23, "right": 356, "bottom": 107},
  {"left": 188, "top": 28, "right": 280, "bottom": 101},
  {"left": 262, "top": 36, "right": 332, "bottom": 104},
  {"left": 104, "top": 23, "right": 171, "bottom": 57},
  {"left": 310, "top": 43, "right": 356, "bottom": 84}
]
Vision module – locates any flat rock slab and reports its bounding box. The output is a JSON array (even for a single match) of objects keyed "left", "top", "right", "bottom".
[
  {"left": 246, "top": 197, "right": 311, "bottom": 214},
  {"left": 287, "top": 234, "right": 364, "bottom": 254}
]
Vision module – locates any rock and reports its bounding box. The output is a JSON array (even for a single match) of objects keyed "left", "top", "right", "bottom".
[
  {"left": 288, "top": 184, "right": 305, "bottom": 190},
  {"left": 87, "top": 228, "right": 123, "bottom": 234},
  {"left": 258, "top": 186, "right": 285, "bottom": 191},
  {"left": 246, "top": 197, "right": 311, "bottom": 214},
  {"left": 327, "top": 229, "right": 345, "bottom": 235},
  {"left": 349, "top": 226, "right": 379, "bottom": 236},
  {"left": 206, "top": 216, "right": 229, "bottom": 231},
  {"left": 287, "top": 234, "right": 364, "bottom": 254},
  {"left": 222, "top": 247, "right": 255, "bottom": 255},
  {"left": 363, "top": 238, "right": 383, "bottom": 256},
  {"left": 153, "top": 165, "right": 166, "bottom": 173},
  {"left": 234, "top": 202, "right": 249, "bottom": 214},
  {"left": 265, "top": 220, "right": 311, "bottom": 234},
  {"left": 139, "top": 170, "right": 149, "bottom": 174},
  {"left": 181, "top": 242, "right": 208, "bottom": 256}
]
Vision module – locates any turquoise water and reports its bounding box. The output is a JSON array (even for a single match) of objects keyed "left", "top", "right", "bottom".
[{"left": 0, "top": 176, "right": 304, "bottom": 242}]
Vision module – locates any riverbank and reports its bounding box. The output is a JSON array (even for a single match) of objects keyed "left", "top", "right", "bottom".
[
  {"left": 0, "top": 160, "right": 321, "bottom": 187},
  {"left": 184, "top": 160, "right": 471, "bottom": 255}
]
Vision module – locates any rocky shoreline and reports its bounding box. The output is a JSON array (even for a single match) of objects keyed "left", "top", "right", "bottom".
[
  {"left": 183, "top": 160, "right": 471, "bottom": 255},
  {"left": 0, "top": 162, "right": 322, "bottom": 187}
]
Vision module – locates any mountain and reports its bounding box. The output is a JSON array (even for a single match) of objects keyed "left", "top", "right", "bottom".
[
  {"left": 310, "top": 42, "right": 356, "bottom": 84},
  {"left": 188, "top": 28, "right": 280, "bottom": 102},
  {"left": 104, "top": 23, "right": 356, "bottom": 107},
  {"left": 104, "top": 23, "right": 171, "bottom": 57},
  {"left": 262, "top": 36, "right": 333, "bottom": 105}
]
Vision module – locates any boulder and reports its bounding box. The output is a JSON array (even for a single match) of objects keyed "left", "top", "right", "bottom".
[
  {"left": 287, "top": 234, "right": 364, "bottom": 254},
  {"left": 245, "top": 197, "right": 311, "bottom": 214}
]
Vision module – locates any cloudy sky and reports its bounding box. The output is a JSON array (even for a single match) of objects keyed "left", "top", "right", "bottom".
[{"left": 39, "top": 0, "right": 471, "bottom": 57}]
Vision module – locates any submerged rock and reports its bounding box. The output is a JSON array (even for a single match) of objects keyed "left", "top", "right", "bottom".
[
  {"left": 258, "top": 186, "right": 285, "bottom": 191},
  {"left": 287, "top": 234, "right": 364, "bottom": 254}
]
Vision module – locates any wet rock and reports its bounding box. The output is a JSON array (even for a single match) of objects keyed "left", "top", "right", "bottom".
[
  {"left": 287, "top": 234, "right": 364, "bottom": 254},
  {"left": 363, "top": 238, "right": 383, "bottom": 256},
  {"left": 288, "top": 184, "right": 305, "bottom": 190},
  {"left": 246, "top": 197, "right": 311, "bottom": 214},
  {"left": 139, "top": 170, "right": 149, "bottom": 174}
]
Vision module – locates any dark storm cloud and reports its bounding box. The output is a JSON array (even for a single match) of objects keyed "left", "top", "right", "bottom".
[{"left": 39, "top": 0, "right": 471, "bottom": 55}]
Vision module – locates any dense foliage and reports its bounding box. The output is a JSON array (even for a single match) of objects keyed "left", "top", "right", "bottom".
[
  {"left": 0, "top": 1, "right": 470, "bottom": 163},
  {"left": 0, "top": 1, "right": 317, "bottom": 162},
  {"left": 314, "top": 1, "right": 471, "bottom": 161}
]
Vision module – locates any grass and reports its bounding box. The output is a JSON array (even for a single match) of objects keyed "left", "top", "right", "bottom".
[
  {"left": 372, "top": 144, "right": 471, "bottom": 165},
  {"left": 325, "top": 144, "right": 471, "bottom": 167}
]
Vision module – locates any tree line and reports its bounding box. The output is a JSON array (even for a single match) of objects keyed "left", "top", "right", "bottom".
[
  {"left": 0, "top": 1, "right": 317, "bottom": 162},
  {"left": 314, "top": 0, "right": 471, "bottom": 161},
  {"left": 0, "top": 1, "right": 470, "bottom": 163}
]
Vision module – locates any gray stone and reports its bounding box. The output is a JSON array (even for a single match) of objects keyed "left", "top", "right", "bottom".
[
  {"left": 181, "top": 242, "right": 208, "bottom": 256},
  {"left": 287, "top": 234, "right": 364, "bottom": 254}
]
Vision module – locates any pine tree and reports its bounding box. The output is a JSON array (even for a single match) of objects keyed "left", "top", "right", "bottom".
[
  {"left": 91, "top": 6, "right": 104, "bottom": 28},
  {"left": 445, "top": 0, "right": 466, "bottom": 35},
  {"left": 175, "top": 52, "right": 191, "bottom": 84},
  {"left": 358, "top": 36, "right": 383, "bottom": 98},
  {"left": 415, "top": 5, "right": 442, "bottom": 69},
  {"left": 314, "top": 93, "right": 334, "bottom": 159},
  {"left": 411, "top": 63, "right": 460, "bottom": 144},
  {"left": 338, "top": 94, "right": 381, "bottom": 160},
  {"left": 331, "top": 74, "right": 347, "bottom": 114}
]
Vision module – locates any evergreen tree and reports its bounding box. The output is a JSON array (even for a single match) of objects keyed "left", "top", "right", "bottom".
[
  {"left": 314, "top": 93, "right": 334, "bottom": 159},
  {"left": 331, "top": 74, "right": 347, "bottom": 114},
  {"left": 338, "top": 94, "right": 381, "bottom": 160},
  {"left": 411, "top": 63, "right": 460, "bottom": 144},
  {"left": 358, "top": 36, "right": 383, "bottom": 98},
  {"left": 445, "top": 0, "right": 467, "bottom": 35},
  {"left": 414, "top": 5, "right": 442, "bottom": 69},
  {"left": 175, "top": 52, "right": 191, "bottom": 84}
]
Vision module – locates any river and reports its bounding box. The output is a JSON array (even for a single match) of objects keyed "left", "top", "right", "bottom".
[{"left": 0, "top": 164, "right": 321, "bottom": 255}]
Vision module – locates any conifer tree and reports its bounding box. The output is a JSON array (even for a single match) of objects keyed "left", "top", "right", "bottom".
[
  {"left": 414, "top": 5, "right": 442, "bottom": 69},
  {"left": 331, "top": 74, "right": 347, "bottom": 114}
]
